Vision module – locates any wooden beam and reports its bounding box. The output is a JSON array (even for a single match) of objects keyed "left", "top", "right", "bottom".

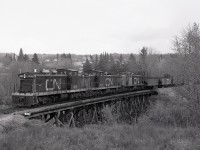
[
  {"left": 91, "top": 105, "right": 98, "bottom": 123},
  {"left": 68, "top": 111, "right": 75, "bottom": 127}
]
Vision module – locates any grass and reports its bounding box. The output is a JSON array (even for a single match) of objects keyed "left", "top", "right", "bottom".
[
  {"left": 1, "top": 121, "right": 200, "bottom": 150},
  {"left": 1, "top": 87, "right": 200, "bottom": 150}
]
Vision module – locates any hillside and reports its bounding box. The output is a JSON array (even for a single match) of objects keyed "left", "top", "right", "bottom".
[{"left": 0, "top": 87, "right": 200, "bottom": 150}]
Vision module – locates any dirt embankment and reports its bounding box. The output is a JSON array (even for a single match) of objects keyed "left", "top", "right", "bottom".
[
  {"left": 158, "top": 88, "right": 177, "bottom": 97},
  {"left": 0, "top": 114, "right": 27, "bottom": 133},
  {"left": 158, "top": 87, "right": 188, "bottom": 102}
]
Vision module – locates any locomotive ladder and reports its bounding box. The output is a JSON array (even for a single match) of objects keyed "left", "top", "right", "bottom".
[{"left": 15, "top": 90, "right": 158, "bottom": 127}]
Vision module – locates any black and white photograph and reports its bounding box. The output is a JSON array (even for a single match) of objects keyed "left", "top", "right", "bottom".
[{"left": 0, "top": 0, "right": 200, "bottom": 149}]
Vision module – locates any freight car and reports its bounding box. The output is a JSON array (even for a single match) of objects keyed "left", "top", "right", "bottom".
[
  {"left": 144, "top": 76, "right": 173, "bottom": 88},
  {"left": 161, "top": 77, "right": 173, "bottom": 87}
]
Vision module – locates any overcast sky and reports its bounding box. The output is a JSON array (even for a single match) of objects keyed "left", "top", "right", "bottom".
[{"left": 0, "top": 0, "right": 199, "bottom": 55}]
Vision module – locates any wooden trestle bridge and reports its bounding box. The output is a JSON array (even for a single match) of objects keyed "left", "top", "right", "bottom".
[{"left": 15, "top": 90, "right": 158, "bottom": 127}]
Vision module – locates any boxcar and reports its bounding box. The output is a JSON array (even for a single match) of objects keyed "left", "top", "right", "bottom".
[
  {"left": 161, "top": 77, "right": 172, "bottom": 87},
  {"left": 145, "top": 77, "right": 160, "bottom": 87}
]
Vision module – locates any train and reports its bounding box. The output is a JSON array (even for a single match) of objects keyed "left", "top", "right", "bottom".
[{"left": 12, "top": 68, "right": 173, "bottom": 107}]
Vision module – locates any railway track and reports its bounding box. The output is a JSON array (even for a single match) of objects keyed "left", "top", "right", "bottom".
[
  {"left": 0, "top": 107, "right": 25, "bottom": 115},
  {"left": 0, "top": 89, "right": 158, "bottom": 125},
  {"left": 14, "top": 89, "right": 157, "bottom": 119}
]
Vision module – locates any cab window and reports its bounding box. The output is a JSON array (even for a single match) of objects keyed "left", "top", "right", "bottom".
[{"left": 19, "top": 78, "right": 33, "bottom": 92}]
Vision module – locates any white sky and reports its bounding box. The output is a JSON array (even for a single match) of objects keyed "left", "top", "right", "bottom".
[{"left": 0, "top": 0, "right": 199, "bottom": 55}]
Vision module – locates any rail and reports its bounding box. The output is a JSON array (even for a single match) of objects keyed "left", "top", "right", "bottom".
[{"left": 15, "top": 89, "right": 157, "bottom": 118}]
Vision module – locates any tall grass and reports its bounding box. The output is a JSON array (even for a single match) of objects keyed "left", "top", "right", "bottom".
[
  {"left": 1, "top": 120, "right": 200, "bottom": 150},
  {"left": 1, "top": 87, "right": 200, "bottom": 150}
]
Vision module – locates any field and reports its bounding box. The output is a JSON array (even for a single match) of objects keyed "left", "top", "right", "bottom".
[{"left": 0, "top": 87, "right": 200, "bottom": 150}]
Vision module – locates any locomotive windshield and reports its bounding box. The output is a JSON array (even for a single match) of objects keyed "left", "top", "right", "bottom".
[{"left": 19, "top": 78, "right": 33, "bottom": 93}]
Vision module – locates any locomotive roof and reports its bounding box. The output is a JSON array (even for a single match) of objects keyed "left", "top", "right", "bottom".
[
  {"left": 57, "top": 68, "right": 78, "bottom": 72},
  {"left": 145, "top": 77, "right": 161, "bottom": 79},
  {"left": 18, "top": 72, "right": 66, "bottom": 78},
  {"left": 84, "top": 69, "right": 103, "bottom": 73}
]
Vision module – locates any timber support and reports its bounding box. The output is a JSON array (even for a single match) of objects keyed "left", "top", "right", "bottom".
[{"left": 16, "top": 90, "right": 157, "bottom": 127}]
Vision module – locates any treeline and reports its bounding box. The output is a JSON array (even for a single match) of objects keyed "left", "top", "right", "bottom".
[
  {"left": 1, "top": 48, "right": 40, "bottom": 67},
  {"left": 82, "top": 48, "right": 176, "bottom": 77},
  {"left": 83, "top": 48, "right": 150, "bottom": 75}
]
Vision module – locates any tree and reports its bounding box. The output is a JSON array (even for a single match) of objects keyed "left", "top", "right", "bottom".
[
  {"left": 13, "top": 53, "right": 16, "bottom": 62},
  {"left": 32, "top": 53, "right": 39, "bottom": 64},
  {"left": 18, "top": 48, "right": 24, "bottom": 61},
  {"left": 173, "top": 22, "right": 200, "bottom": 107},
  {"left": 23, "top": 54, "right": 29, "bottom": 62},
  {"left": 1, "top": 53, "right": 12, "bottom": 66},
  {"left": 98, "top": 53, "right": 106, "bottom": 71},
  {"left": 61, "top": 53, "right": 67, "bottom": 59},
  {"left": 115, "top": 54, "right": 127, "bottom": 73},
  {"left": 139, "top": 47, "right": 148, "bottom": 76},
  {"left": 83, "top": 58, "right": 92, "bottom": 72},
  {"left": 108, "top": 54, "right": 115, "bottom": 74},
  {"left": 89, "top": 55, "right": 94, "bottom": 67},
  {"left": 94, "top": 54, "right": 99, "bottom": 70},
  {"left": 67, "top": 53, "right": 73, "bottom": 66},
  {"left": 173, "top": 23, "right": 200, "bottom": 85},
  {"left": 127, "top": 53, "right": 137, "bottom": 73},
  {"left": 56, "top": 53, "right": 59, "bottom": 61}
]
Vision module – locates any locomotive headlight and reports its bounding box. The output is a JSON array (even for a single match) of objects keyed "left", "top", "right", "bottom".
[{"left": 24, "top": 112, "right": 31, "bottom": 116}]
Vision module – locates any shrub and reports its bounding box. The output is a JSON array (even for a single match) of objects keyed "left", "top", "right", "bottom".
[
  {"left": 140, "top": 87, "right": 200, "bottom": 128},
  {"left": 102, "top": 106, "right": 117, "bottom": 125}
]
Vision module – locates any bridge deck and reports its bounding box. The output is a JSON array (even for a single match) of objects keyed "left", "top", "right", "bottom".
[{"left": 15, "top": 90, "right": 157, "bottom": 118}]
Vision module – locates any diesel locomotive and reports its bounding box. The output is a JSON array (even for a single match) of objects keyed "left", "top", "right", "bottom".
[{"left": 12, "top": 68, "right": 173, "bottom": 107}]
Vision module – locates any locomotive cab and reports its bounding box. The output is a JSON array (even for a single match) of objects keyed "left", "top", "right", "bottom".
[
  {"left": 67, "top": 69, "right": 79, "bottom": 90},
  {"left": 56, "top": 69, "right": 79, "bottom": 90},
  {"left": 18, "top": 73, "right": 35, "bottom": 93},
  {"left": 12, "top": 73, "right": 37, "bottom": 107},
  {"left": 84, "top": 69, "right": 104, "bottom": 88}
]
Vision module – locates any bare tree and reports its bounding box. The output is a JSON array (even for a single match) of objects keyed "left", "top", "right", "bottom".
[{"left": 173, "top": 22, "right": 200, "bottom": 105}]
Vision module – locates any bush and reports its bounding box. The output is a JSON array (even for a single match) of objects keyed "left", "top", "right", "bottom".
[
  {"left": 140, "top": 87, "right": 200, "bottom": 128},
  {"left": 1, "top": 87, "right": 200, "bottom": 149},
  {"left": 0, "top": 85, "right": 6, "bottom": 104},
  {"left": 102, "top": 106, "right": 117, "bottom": 125}
]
